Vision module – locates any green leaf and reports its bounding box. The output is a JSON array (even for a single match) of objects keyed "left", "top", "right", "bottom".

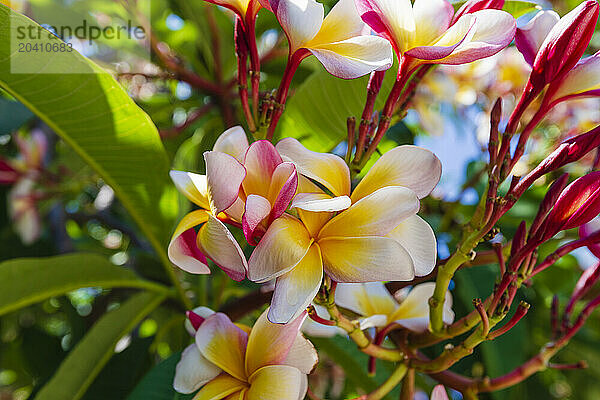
[
  {"left": 126, "top": 352, "right": 193, "bottom": 400},
  {"left": 34, "top": 291, "right": 167, "bottom": 400},
  {"left": 278, "top": 69, "right": 395, "bottom": 152},
  {"left": 0, "top": 253, "right": 169, "bottom": 316},
  {"left": 0, "top": 5, "right": 178, "bottom": 259}
]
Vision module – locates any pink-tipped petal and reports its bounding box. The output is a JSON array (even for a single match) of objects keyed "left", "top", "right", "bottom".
[
  {"left": 198, "top": 215, "right": 248, "bottom": 281},
  {"left": 515, "top": 10, "right": 560, "bottom": 66},
  {"left": 268, "top": 162, "right": 298, "bottom": 220},
  {"left": 243, "top": 140, "right": 283, "bottom": 199},
  {"left": 351, "top": 145, "right": 442, "bottom": 201},
  {"left": 436, "top": 10, "right": 516, "bottom": 65},
  {"left": 248, "top": 214, "right": 313, "bottom": 283},
  {"left": 168, "top": 210, "right": 211, "bottom": 274},
  {"left": 355, "top": 0, "right": 415, "bottom": 54},
  {"left": 196, "top": 313, "right": 249, "bottom": 381},
  {"left": 214, "top": 126, "right": 250, "bottom": 162},
  {"left": 269, "top": 244, "right": 323, "bottom": 324},
  {"left": 242, "top": 194, "right": 272, "bottom": 245},
  {"left": 276, "top": 138, "right": 351, "bottom": 197},
  {"left": 204, "top": 151, "right": 247, "bottom": 215},
  {"left": 431, "top": 385, "right": 450, "bottom": 400},
  {"left": 405, "top": 14, "right": 475, "bottom": 60}
]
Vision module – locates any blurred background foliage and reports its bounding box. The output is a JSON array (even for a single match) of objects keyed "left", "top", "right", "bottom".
[{"left": 0, "top": 0, "right": 599, "bottom": 399}]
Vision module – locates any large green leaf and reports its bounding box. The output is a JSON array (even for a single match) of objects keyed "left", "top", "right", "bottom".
[
  {"left": 0, "top": 5, "right": 177, "bottom": 258},
  {"left": 0, "top": 253, "right": 169, "bottom": 316},
  {"left": 34, "top": 291, "right": 167, "bottom": 400},
  {"left": 127, "top": 352, "right": 194, "bottom": 400}
]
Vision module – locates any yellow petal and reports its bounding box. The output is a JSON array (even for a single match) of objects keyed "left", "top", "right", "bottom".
[
  {"left": 198, "top": 215, "right": 247, "bottom": 281},
  {"left": 319, "top": 186, "right": 419, "bottom": 239},
  {"left": 245, "top": 308, "right": 307, "bottom": 376},
  {"left": 334, "top": 282, "right": 397, "bottom": 317},
  {"left": 247, "top": 214, "right": 312, "bottom": 283},
  {"left": 247, "top": 365, "right": 304, "bottom": 400},
  {"left": 319, "top": 236, "right": 415, "bottom": 282},
  {"left": 196, "top": 313, "right": 248, "bottom": 381},
  {"left": 194, "top": 374, "right": 248, "bottom": 400},
  {"left": 168, "top": 210, "right": 211, "bottom": 274},
  {"left": 269, "top": 244, "right": 323, "bottom": 323},
  {"left": 389, "top": 282, "right": 454, "bottom": 331},
  {"left": 351, "top": 145, "right": 441, "bottom": 202},
  {"left": 170, "top": 171, "right": 210, "bottom": 209},
  {"left": 387, "top": 215, "right": 437, "bottom": 276}
]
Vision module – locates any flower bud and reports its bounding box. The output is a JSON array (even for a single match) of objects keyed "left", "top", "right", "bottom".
[
  {"left": 530, "top": 173, "right": 569, "bottom": 238},
  {"left": 511, "top": 220, "right": 527, "bottom": 259},
  {"left": 515, "top": 10, "right": 560, "bottom": 67},
  {"left": 579, "top": 217, "right": 600, "bottom": 259},
  {"left": 529, "top": 1, "right": 599, "bottom": 89},
  {"left": 186, "top": 310, "right": 206, "bottom": 331},
  {"left": 545, "top": 172, "right": 600, "bottom": 234},
  {"left": 0, "top": 159, "right": 19, "bottom": 185}
]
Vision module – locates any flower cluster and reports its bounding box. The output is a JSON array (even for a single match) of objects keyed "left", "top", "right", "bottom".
[
  {"left": 166, "top": 0, "right": 600, "bottom": 397},
  {"left": 169, "top": 126, "right": 442, "bottom": 323}
]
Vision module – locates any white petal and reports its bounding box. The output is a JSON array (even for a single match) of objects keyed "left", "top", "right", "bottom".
[
  {"left": 387, "top": 215, "right": 437, "bottom": 276},
  {"left": 291, "top": 193, "right": 351, "bottom": 212},
  {"left": 271, "top": 0, "right": 324, "bottom": 52},
  {"left": 308, "top": 35, "right": 394, "bottom": 79},
  {"left": 173, "top": 344, "right": 221, "bottom": 394},
  {"left": 213, "top": 126, "right": 250, "bottom": 162},
  {"left": 334, "top": 282, "right": 397, "bottom": 316}
]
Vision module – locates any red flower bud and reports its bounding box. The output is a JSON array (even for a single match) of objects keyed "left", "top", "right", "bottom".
[
  {"left": 0, "top": 159, "right": 19, "bottom": 185},
  {"left": 454, "top": 0, "right": 505, "bottom": 22},
  {"left": 545, "top": 172, "right": 600, "bottom": 234},
  {"left": 529, "top": 0, "right": 599, "bottom": 89},
  {"left": 530, "top": 173, "right": 570, "bottom": 238},
  {"left": 511, "top": 220, "right": 527, "bottom": 259},
  {"left": 186, "top": 310, "right": 206, "bottom": 331}
]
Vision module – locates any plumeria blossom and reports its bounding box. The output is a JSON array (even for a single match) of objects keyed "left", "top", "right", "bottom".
[
  {"left": 169, "top": 126, "right": 299, "bottom": 279},
  {"left": 431, "top": 385, "right": 450, "bottom": 400},
  {"left": 261, "top": 0, "right": 394, "bottom": 79},
  {"left": 335, "top": 282, "right": 454, "bottom": 331},
  {"left": 173, "top": 308, "right": 318, "bottom": 399},
  {"left": 355, "top": 0, "right": 516, "bottom": 73},
  {"left": 8, "top": 178, "right": 41, "bottom": 245},
  {"left": 515, "top": 1, "right": 599, "bottom": 91},
  {"left": 542, "top": 51, "right": 600, "bottom": 109},
  {"left": 248, "top": 138, "right": 441, "bottom": 323},
  {"left": 217, "top": 127, "right": 298, "bottom": 245}
]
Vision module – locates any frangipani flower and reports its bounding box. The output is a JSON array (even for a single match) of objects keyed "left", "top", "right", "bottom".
[
  {"left": 355, "top": 0, "right": 515, "bottom": 71},
  {"left": 335, "top": 282, "right": 454, "bottom": 331},
  {"left": 261, "top": 0, "right": 394, "bottom": 79},
  {"left": 431, "top": 385, "right": 450, "bottom": 400},
  {"left": 515, "top": 1, "right": 599, "bottom": 90},
  {"left": 542, "top": 51, "right": 600, "bottom": 108},
  {"left": 8, "top": 178, "right": 41, "bottom": 245},
  {"left": 514, "top": 10, "right": 560, "bottom": 67},
  {"left": 217, "top": 127, "right": 298, "bottom": 245},
  {"left": 248, "top": 139, "right": 441, "bottom": 323},
  {"left": 173, "top": 308, "right": 318, "bottom": 400},
  {"left": 169, "top": 126, "right": 299, "bottom": 279},
  {"left": 169, "top": 144, "right": 248, "bottom": 281}
]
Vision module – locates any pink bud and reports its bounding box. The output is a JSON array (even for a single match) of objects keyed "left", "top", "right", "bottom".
[
  {"left": 186, "top": 310, "right": 206, "bottom": 331},
  {"left": 454, "top": 0, "right": 505, "bottom": 22},
  {"left": 515, "top": 10, "right": 560, "bottom": 67},
  {"left": 530, "top": 173, "right": 570, "bottom": 238},
  {"left": 529, "top": 1, "right": 599, "bottom": 89},
  {"left": 545, "top": 172, "right": 600, "bottom": 233},
  {"left": 0, "top": 159, "right": 19, "bottom": 185}
]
